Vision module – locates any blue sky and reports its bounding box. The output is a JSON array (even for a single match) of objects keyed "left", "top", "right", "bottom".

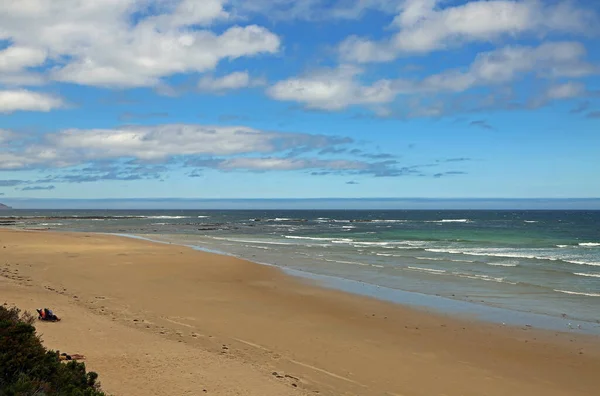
[{"left": 1, "top": 0, "right": 599, "bottom": 205}]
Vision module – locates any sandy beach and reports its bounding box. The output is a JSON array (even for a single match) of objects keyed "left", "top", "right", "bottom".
[{"left": 1, "top": 229, "right": 599, "bottom": 396}]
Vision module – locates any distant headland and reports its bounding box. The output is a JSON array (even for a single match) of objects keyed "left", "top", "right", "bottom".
[{"left": 0, "top": 203, "right": 11, "bottom": 210}]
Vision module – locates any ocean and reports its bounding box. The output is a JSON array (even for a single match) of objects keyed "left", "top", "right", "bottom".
[{"left": 2, "top": 209, "right": 599, "bottom": 330}]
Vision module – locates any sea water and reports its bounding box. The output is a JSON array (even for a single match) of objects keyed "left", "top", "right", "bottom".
[{"left": 3, "top": 209, "right": 599, "bottom": 330}]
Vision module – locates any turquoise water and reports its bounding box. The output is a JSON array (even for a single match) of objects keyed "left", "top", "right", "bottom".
[{"left": 2, "top": 209, "right": 599, "bottom": 328}]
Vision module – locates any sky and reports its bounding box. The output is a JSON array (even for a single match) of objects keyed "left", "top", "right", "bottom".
[{"left": 1, "top": 0, "right": 599, "bottom": 207}]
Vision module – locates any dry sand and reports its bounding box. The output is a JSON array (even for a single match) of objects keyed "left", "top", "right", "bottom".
[{"left": 1, "top": 229, "right": 599, "bottom": 396}]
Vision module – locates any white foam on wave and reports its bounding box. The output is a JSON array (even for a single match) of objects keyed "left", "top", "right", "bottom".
[
  {"left": 425, "top": 219, "right": 470, "bottom": 223},
  {"left": 487, "top": 262, "right": 519, "bottom": 267},
  {"left": 285, "top": 235, "right": 333, "bottom": 241},
  {"left": 324, "top": 259, "right": 369, "bottom": 266},
  {"left": 556, "top": 245, "right": 569, "bottom": 248},
  {"left": 370, "top": 219, "right": 410, "bottom": 223},
  {"left": 244, "top": 245, "right": 271, "bottom": 250},
  {"left": 424, "top": 248, "right": 600, "bottom": 267},
  {"left": 554, "top": 289, "right": 600, "bottom": 297},
  {"left": 145, "top": 216, "right": 190, "bottom": 219},
  {"left": 211, "top": 237, "right": 294, "bottom": 246},
  {"left": 524, "top": 220, "right": 538, "bottom": 223},
  {"left": 579, "top": 242, "right": 600, "bottom": 247},
  {"left": 452, "top": 272, "right": 516, "bottom": 284},
  {"left": 331, "top": 238, "right": 354, "bottom": 244},
  {"left": 352, "top": 241, "right": 390, "bottom": 246},
  {"left": 573, "top": 272, "right": 600, "bottom": 278},
  {"left": 407, "top": 266, "right": 447, "bottom": 274}
]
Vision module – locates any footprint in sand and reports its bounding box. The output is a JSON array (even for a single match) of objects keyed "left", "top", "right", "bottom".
[{"left": 271, "top": 372, "right": 300, "bottom": 389}]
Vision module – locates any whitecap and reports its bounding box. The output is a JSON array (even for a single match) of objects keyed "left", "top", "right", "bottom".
[
  {"left": 424, "top": 248, "right": 600, "bottom": 267},
  {"left": 285, "top": 236, "right": 332, "bottom": 241},
  {"left": 451, "top": 272, "right": 516, "bottom": 284},
  {"left": 579, "top": 242, "right": 600, "bottom": 247},
  {"left": 487, "top": 262, "right": 519, "bottom": 267},
  {"left": 573, "top": 272, "right": 600, "bottom": 278},
  {"left": 407, "top": 266, "right": 446, "bottom": 274},
  {"left": 145, "top": 216, "right": 190, "bottom": 219},
  {"left": 425, "top": 219, "right": 470, "bottom": 223},
  {"left": 554, "top": 289, "right": 600, "bottom": 297}
]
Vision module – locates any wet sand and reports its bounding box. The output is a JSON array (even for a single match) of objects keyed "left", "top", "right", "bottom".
[{"left": 1, "top": 229, "right": 599, "bottom": 395}]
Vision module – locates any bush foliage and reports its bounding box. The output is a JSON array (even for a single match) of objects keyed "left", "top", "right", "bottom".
[{"left": 0, "top": 305, "right": 106, "bottom": 396}]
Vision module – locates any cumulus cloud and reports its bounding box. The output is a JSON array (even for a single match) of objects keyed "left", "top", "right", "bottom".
[
  {"left": 188, "top": 156, "right": 416, "bottom": 177},
  {"left": 0, "top": 90, "right": 65, "bottom": 113},
  {"left": 339, "top": 0, "right": 597, "bottom": 62},
  {"left": 0, "top": 129, "right": 16, "bottom": 144},
  {"left": 0, "top": 123, "right": 466, "bottom": 181},
  {"left": 543, "top": 82, "right": 586, "bottom": 100},
  {"left": 0, "top": 124, "right": 351, "bottom": 169},
  {"left": 418, "top": 42, "right": 596, "bottom": 92},
  {"left": 0, "top": 46, "right": 47, "bottom": 73},
  {"left": 217, "top": 157, "right": 370, "bottom": 171},
  {"left": 198, "top": 71, "right": 265, "bottom": 92},
  {"left": 267, "top": 65, "right": 396, "bottom": 110},
  {"left": 0, "top": 0, "right": 280, "bottom": 88},
  {"left": 270, "top": 42, "right": 596, "bottom": 112}
]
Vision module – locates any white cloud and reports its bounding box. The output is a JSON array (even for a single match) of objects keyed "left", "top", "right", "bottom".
[
  {"left": 0, "top": 90, "right": 65, "bottom": 113},
  {"left": 271, "top": 41, "right": 596, "bottom": 112},
  {"left": 0, "top": 129, "right": 16, "bottom": 144},
  {"left": 198, "top": 71, "right": 264, "bottom": 92},
  {"left": 219, "top": 157, "right": 368, "bottom": 171},
  {"left": 0, "top": 46, "right": 47, "bottom": 73},
  {"left": 0, "top": 0, "right": 281, "bottom": 88},
  {"left": 544, "top": 82, "right": 585, "bottom": 100},
  {"left": 150, "top": 0, "right": 229, "bottom": 28},
  {"left": 267, "top": 65, "right": 397, "bottom": 110},
  {"left": 0, "top": 124, "right": 413, "bottom": 177},
  {"left": 0, "top": 124, "right": 350, "bottom": 170},
  {"left": 421, "top": 41, "right": 597, "bottom": 92},
  {"left": 340, "top": 0, "right": 597, "bottom": 62},
  {"left": 273, "top": 41, "right": 596, "bottom": 114}
]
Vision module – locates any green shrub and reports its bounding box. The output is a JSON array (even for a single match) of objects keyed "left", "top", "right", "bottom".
[{"left": 0, "top": 305, "right": 107, "bottom": 395}]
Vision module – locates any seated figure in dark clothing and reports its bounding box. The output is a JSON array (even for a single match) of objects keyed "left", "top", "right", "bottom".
[{"left": 36, "top": 308, "right": 61, "bottom": 321}]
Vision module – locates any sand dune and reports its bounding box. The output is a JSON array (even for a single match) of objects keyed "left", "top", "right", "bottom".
[{"left": 1, "top": 229, "right": 599, "bottom": 395}]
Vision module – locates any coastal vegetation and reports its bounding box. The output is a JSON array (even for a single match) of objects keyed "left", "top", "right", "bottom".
[{"left": 0, "top": 305, "right": 106, "bottom": 395}]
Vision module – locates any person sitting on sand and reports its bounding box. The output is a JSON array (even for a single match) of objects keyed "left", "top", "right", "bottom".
[
  {"left": 37, "top": 308, "right": 61, "bottom": 321},
  {"left": 56, "top": 351, "right": 85, "bottom": 361}
]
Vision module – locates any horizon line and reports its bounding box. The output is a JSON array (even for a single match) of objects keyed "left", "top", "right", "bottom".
[
  {"left": 2, "top": 197, "right": 600, "bottom": 210},
  {"left": 4, "top": 197, "right": 600, "bottom": 201}
]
